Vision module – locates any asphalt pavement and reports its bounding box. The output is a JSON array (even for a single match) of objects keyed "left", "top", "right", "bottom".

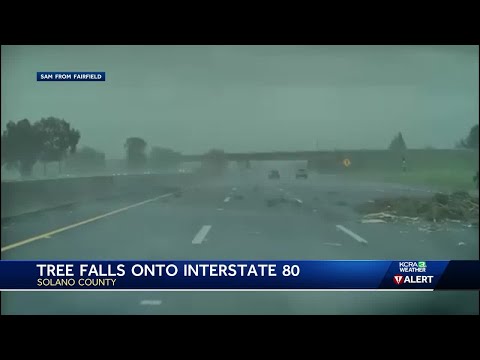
[{"left": 1, "top": 169, "right": 478, "bottom": 314}]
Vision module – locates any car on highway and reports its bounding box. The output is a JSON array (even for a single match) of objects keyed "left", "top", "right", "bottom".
[
  {"left": 268, "top": 170, "right": 280, "bottom": 179},
  {"left": 295, "top": 168, "right": 308, "bottom": 179}
]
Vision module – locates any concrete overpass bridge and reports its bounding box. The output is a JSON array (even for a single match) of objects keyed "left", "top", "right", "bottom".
[
  {"left": 181, "top": 150, "right": 351, "bottom": 171},
  {"left": 181, "top": 150, "right": 349, "bottom": 162},
  {"left": 180, "top": 149, "right": 478, "bottom": 172}
]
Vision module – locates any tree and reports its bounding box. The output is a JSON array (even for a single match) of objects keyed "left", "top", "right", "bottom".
[
  {"left": 35, "top": 117, "right": 81, "bottom": 175},
  {"left": 1, "top": 119, "right": 44, "bottom": 177},
  {"left": 149, "top": 147, "right": 181, "bottom": 169},
  {"left": 456, "top": 124, "right": 479, "bottom": 149},
  {"left": 1, "top": 134, "right": 6, "bottom": 166},
  {"left": 388, "top": 132, "right": 407, "bottom": 151},
  {"left": 202, "top": 149, "right": 228, "bottom": 175},
  {"left": 65, "top": 146, "right": 106, "bottom": 173},
  {"left": 124, "top": 137, "right": 147, "bottom": 170}
]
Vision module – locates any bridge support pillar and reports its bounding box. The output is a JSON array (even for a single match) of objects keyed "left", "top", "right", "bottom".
[{"left": 237, "top": 160, "right": 251, "bottom": 169}]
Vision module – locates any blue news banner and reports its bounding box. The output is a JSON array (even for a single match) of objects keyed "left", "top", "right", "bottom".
[
  {"left": 0, "top": 260, "right": 479, "bottom": 291},
  {"left": 37, "top": 72, "right": 105, "bottom": 81}
]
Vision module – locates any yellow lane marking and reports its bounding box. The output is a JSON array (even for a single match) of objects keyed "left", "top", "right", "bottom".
[{"left": 1, "top": 193, "right": 174, "bottom": 253}]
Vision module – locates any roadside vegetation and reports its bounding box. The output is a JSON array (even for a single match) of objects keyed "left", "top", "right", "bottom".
[
  {"left": 2, "top": 117, "right": 80, "bottom": 178},
  {"left": 352, "top": 125, "right": 478, "bottom": 227},
  {"left": 339, "top": 125, "right": 478, "bottom": 192}
]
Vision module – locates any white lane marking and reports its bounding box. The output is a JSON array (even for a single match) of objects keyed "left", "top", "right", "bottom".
[
  {"left": 1, "top": 192, "right": 174, "bottom": 253},
  {"left": 192, "top": 225, "right": 212, "bottom": 245},
  {"left": 324, "top": 242, "right": 342, "bottom": 247},
  {"left": 216, "top": 208, "right": 224, "bottom": 211},
  {"left": 224, "top": 197, "right": 231, "bottom": 203},
  {"left": 140, "top": 299, "right": 162, "bottom": 306},
  {"left": 294, "top": 198, "right": 303, "bottom": 204},
  {"left": 336, "top": 225, "right": 368, "bottom": 244},
  {"left": 375, "top": 189, "right": 385, "bottom": 193}
]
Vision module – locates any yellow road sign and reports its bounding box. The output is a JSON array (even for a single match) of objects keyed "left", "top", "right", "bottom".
[{"left": 343, "top": 158, "right": 351, "bottom": 167}]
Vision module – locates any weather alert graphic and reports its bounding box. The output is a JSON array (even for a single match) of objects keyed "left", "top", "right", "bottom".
[
  {"left": 393, "top": 274, "right": 434, "bottom": 285},
  {"left": 393, "top": 275, "right": 404, "bottom": 285},
  {"left": 393, "top": 261, "right": 434, "bottom": 286},
  {"left": 391, "top": 262, "right": 433, "bottom": 286},
  {"left": 379, "top": 260, "right": 448, "bottom": 290},
  {"left": 398, "top": 261, "right": 427, "bottom": 273}
]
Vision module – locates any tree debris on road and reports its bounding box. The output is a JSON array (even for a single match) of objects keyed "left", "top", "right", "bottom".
[
  {"left": 361, "top": 218, "right": 387, "bottom": 224},
  {"left": 356, "top": 191, "right": 478, "bottom": 227}
]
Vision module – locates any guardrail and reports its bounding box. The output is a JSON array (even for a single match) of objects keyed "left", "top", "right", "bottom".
[{"left": 1, "top": 173, "right": 203, "bottom": 219}]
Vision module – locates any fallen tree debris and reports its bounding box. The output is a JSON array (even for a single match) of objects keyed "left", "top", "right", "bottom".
[
  {"left": 356, "top": 191, "right": 478, "bottom": 226},
  {"left": 361, "top": 219, "right": 387, "bottom": 224}
]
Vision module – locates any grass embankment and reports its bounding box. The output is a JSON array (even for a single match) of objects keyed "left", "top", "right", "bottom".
[
  {"left": 346, "top": 169, "right": 477, "bottom": 192},
  {"left": 326, "top": 149, "right": 478, "bottom": 192}
]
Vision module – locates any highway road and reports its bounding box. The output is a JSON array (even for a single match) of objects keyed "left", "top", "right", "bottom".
[{"left": 1, "top": 169, "right": 478, "bottom": 314}]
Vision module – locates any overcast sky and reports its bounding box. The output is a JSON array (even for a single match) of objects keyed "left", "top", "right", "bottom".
[{"left": 1, "top": 45, "right": 478, "bottom": 158}]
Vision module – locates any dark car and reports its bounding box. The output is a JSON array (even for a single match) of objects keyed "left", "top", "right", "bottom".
[
  {"left": 268, "top": 170, "right": 280, "bottom": 179},
  {"left": 296, "top": 168, "right": 308, "bottom": 179}
]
